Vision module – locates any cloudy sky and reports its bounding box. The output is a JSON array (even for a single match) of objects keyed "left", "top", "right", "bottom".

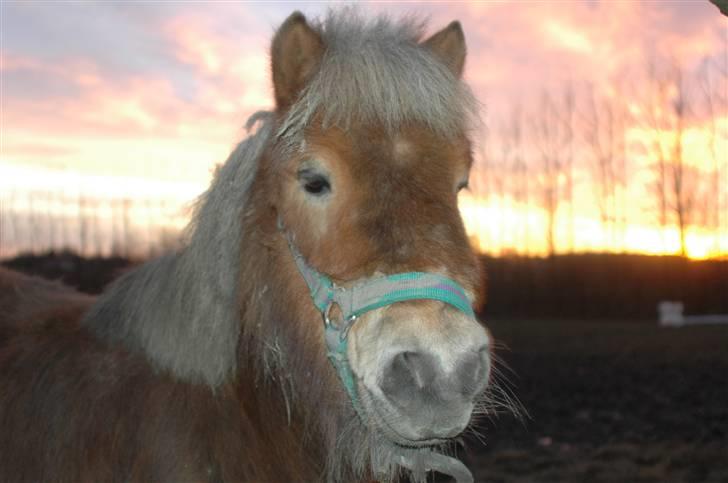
[{"left": 1, "top": 1, "right": 726, "bottom": 257}]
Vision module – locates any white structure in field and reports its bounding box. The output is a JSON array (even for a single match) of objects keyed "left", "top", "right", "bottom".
[{"left": 658, "top": 301, "right": 728, "bottom": 327}]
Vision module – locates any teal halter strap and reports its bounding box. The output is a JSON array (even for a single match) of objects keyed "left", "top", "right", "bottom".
[
  {"left": 291, "top": 246, "right": 475, "bottom": 321},
  {"left": 284, "top": 228, "right": 475, "bottom": 408}
]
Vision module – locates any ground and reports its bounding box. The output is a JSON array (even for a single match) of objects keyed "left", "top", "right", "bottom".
[{"left": 464, "top": 319, "right": 728, "bottom": 482}]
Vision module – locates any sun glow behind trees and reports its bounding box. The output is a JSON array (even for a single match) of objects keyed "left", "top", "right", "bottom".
[
  {"left": 465, "top": 72, "right": 728, "bottom": 259},
  {"left": 458, "top": 193, "right": 727, "bottom": 260},
  {"left": 1, "top": 2, "right": 726, "bottom": 259}
]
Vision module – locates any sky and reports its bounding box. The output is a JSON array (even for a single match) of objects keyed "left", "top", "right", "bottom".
[{"left": 1, "top": 1, "right": 726, "bottom": 258}]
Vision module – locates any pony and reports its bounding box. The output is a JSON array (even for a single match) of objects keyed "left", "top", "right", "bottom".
[{"left": 0, "top": 9, "right": 506, "bottom": 482}]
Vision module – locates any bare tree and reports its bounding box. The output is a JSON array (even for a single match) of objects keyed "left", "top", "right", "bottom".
[
  {"left": 667, "top": 64, "right": 699, "bottom": 257},
  {"left": 645, "top": 58, "right": 707, "bottom": 257},
  {"left": 0, "top": 191, "right": 18, "bottom": 257},
  {"left": 111, "top": 198, "right": 124, "bottom": 256},
  {"left": 645, "top": 58, "right": 671, "bottom": 245},
  {"left": 530, "top": 88, "right": 575, "bottom": 256},
  {"left": 78, "top": 194, "right": 90, "bottom": 256},
  {"left": 122, "top": 198, "right": 133, "bottom": 258},
  {"left": 506, "top": 103, "right": 531, "bottom": 255},
  {"left": 672, "top": 68, "right": 688, "bottom": 255},
  {"left": 493, "top": 119, "right": 510, "bottom": 254},
  {"left": 92, "top": 197, "right": 104, "bottom": 256},
  {"left": 698, "top": 54, "right": 727, "bottom": 255},
  {"left": 562, "top": 84, "right": 576, "bottom": 252},
  {"left": 493, "top": 108, "right": 520, "bottom": 254},
  {"left": 583, "top": 83, "right": 627, "bottom": 249}
]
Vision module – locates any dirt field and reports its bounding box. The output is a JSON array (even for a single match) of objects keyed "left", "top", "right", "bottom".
[{"left": 463, "top": 318, "right": 728, "bottom": 482}]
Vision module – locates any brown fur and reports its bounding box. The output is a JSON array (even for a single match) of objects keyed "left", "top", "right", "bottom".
[
  {"left": 0, "top": 267, "right": 94, "bottom": 331},
  {"left": 0, "top": 266, "right": 325, "bottom": 482}
]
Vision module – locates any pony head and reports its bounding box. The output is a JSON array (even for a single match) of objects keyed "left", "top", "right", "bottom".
[{"left": 261, "top": 10, "right": 491, "bottom": 448}]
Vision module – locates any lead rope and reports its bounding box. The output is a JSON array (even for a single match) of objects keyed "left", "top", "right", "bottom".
[
  {"left": 280, "top": 222, "right": 474, "bottom": 483},
  {"left": 394, "top": 448, "right": 474, "bottom": 483}
]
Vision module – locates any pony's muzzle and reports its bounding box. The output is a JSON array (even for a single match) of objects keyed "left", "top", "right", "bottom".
[{"left": 377, "top": 337, "right": 490, "bottom": 441}]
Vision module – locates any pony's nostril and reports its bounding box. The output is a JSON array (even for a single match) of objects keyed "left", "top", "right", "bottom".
[
  {"left": 399, "top": 351, "right": 431, "bottom": 388},
  {"left": 381, "top": 346, "right": 490, "bottom": 405},
  {"left": 457, "top": 346, "right": 490, "bottom": 399},
  {"left": 381, "top": 351, "right": 438, "bottom": 404}
]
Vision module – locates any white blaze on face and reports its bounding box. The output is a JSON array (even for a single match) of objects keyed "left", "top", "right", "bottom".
[{"left": 392, "top": 135, "right": 415, "bottom": 167}]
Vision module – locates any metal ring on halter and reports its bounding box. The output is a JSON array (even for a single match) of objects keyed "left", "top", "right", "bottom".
[
  {"left": 324, "top": 285, "right": 345, "bottom": 328},
  {"left": 323, "top": 301, "right": 342, "bottom": 328},
  {"left": 323, "top": 301, "right": 357, "bottom": 341}
]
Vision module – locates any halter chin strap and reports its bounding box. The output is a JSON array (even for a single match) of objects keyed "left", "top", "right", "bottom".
[{"left": 281, "top": 223, "right": 476, "bottom": 482}]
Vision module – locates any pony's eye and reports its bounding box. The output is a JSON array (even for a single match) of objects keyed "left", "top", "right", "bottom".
[
  {"left": 305, "top": 177, "right": 330, "bottom": 195},
  {"left": 298, "top": 169, "right": 331, "bottom": 196}
]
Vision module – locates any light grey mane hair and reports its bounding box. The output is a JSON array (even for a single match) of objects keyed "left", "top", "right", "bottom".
[
  {"left": 83, "top": 114, "right": 274, "bottom": 387},
  {"left": 278, "top": 8, "right": 480, "bottom": 153}
]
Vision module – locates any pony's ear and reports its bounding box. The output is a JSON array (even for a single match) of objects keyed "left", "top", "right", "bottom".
[
  {"left": 423, "top": 21, "right": 466, "bottom": 78},
  {"left": 271, "top": 12, "right": 324, "bottom": 110}
]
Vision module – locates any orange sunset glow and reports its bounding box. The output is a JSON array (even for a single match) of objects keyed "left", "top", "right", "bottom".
[{"left": 1, "top": 2, "right": 726, "bottom": 259}]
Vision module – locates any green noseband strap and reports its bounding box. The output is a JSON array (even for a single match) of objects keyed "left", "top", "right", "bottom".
[
  {"left": 283, "top": 227, "right": 475, "bottom": 408},
  {"left": 299, "top": 267, "right": 475, "bottom": 322}
]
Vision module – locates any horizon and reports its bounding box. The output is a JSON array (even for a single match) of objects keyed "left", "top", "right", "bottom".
[{"left": 1, "top": 2, "right": 726, "bottom": 260}]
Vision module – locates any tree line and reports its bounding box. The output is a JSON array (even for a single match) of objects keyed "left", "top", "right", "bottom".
[
  {"left": 473, "top": 52, "right": 726, "bottom": 258},
  {"left": 0, "top": 189, "right": 185, "bottom": 259}
]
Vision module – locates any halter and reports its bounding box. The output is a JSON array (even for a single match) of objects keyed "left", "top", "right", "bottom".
[
  {"left": 281, "top": 221, "right": 474, "bottom": 405},
  {"left": 281, "top": 223, "right": 476, "bottom": 483}
]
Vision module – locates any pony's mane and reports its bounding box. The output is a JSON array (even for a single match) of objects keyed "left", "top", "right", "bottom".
[
  {"left": 278, "top": 9, "right": 479, "bottom": 152},
  {"left": 83, "top": 116, "right": 274, "bottom": 387}
]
